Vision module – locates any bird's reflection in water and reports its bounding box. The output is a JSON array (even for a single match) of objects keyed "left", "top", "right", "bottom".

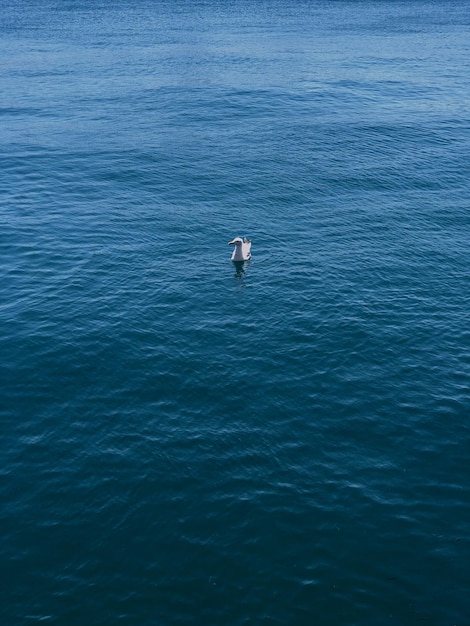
[{"left": 233, "top": 260, "right": 250, "bottom": 279}]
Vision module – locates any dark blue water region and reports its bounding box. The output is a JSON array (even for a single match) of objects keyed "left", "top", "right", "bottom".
[{"left": 1, "top": 1, "right": 469, "bottom": 624}]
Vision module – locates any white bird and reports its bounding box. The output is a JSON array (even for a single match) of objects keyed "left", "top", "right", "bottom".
[{"left": 228, "top": 237, "right": 252, "bottom": 261}]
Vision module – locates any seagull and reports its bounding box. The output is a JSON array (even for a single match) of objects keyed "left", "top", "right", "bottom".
[{"left": 228, "top": 237, "right": 252, "bottom": 261}]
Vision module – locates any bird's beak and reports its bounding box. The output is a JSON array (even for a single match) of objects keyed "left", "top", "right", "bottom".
[{"left": 228, "top": 240, "right": 235, "bottom": 245}]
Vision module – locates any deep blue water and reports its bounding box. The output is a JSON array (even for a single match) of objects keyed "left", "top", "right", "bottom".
[{"left": 1, "top": 1, "right": 469, "bottom": 624}]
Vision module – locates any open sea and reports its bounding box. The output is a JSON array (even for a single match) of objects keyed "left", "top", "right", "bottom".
[{"left": 1, "top": 0, "right": 469, "bottom": 624}]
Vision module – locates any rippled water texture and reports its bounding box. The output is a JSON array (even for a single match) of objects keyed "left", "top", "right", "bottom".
[{"left": 1, "top": 1, "right": 469, "bottom": 624}]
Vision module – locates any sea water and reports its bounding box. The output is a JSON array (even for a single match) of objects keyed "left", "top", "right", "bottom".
[{"left": 1, "top": 1, "right": 469, "bottom": 624}]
